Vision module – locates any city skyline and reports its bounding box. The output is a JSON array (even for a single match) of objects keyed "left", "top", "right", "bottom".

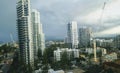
[
  {"left": 0, "top": 0, "right": 120, "bottom": 73},
  {"left": 1, "top": 0, "right": 120, "bottom": 42}
]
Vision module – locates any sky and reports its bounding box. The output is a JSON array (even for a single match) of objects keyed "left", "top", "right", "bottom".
[{"left": 0, "top": 0, "right": 120, "bottom": 42}]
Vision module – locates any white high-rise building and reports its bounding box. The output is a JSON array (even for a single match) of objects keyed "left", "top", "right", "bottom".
[
  {"left": 16, "top": 0, "right": 34, "bottom": 66},
  {"left": 67, "top": 21, "right": 78, "bottom": 48},
  {"left": 31, "top": 9, "right": 45, "bottom": 56},
  {"left": 40, "top": 31, "right": 45, "bottom": 55}
]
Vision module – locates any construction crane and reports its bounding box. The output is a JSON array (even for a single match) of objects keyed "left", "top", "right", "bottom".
[
  {"left": 10, "top": 33, "right": 15, "bottom": 47},
  {"left": 93, "top": 0, "right": 108, "bottom": 62},
  {"left": 95, "top": 0, "right": 108, "bottom": 35},
  {"left": 99, "top": 0, "right": 108, "bottom": 28},
  {"left": 100, "top": 2, "right": 106, "bottom": 23}
]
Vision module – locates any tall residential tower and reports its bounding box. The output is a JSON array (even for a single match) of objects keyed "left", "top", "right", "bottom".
[
  {"left": 31, "top": 9, "right": 45, "bottom": 57},
  {"left": 79, "top": 27, "right": 92, "bottom": 47},
  {"left": 16, "top": 0, "right": 34, "bottom": 66},
  {"left": 67, "top": 21, "right": 78, "bottom": 48}
]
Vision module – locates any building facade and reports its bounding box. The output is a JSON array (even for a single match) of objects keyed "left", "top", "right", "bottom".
[
  {"left": 31, "top": 9, "right": 45, "bottom": 57},
  {"left": 102, "top": 52, "right": 117, "bottom": 62},
  {"left": 67, "top": 21, "right": 78, "bottom": 48},
  {"left": 54, "top": 48, "right": 79, "bottom": 61},
  {"left": 114, "top": 35, "right": 120, "bottom": 49},
  {"left": 79, "top": 27, "right": 92, "bottom": 48},
  {"left": 16, "top": 0, "right": 34, "bottom": 66},
  {"left": 96, "top": 38, "right": 113, "bottom": 48}
]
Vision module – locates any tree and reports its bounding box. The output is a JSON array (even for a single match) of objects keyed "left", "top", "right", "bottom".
[
  {"left": 38, "top": 48, "right": 42, "bottom": 60},
  {"left": 42, "top": 49, "right": 49, "bottom": 64},
  {"left": 42, "top": 64, "right": 49, "bottom": 73},
  {"left": 84, "top": 65, "right": 102, "bottom": 73},
  {"left": 8, "top": 50, "right": 34, "bottom": 73},
  {"left": 0, "top": 44, "right": 17, "bottom": 55},
  {"left": 70, "top": 51, "right": 74, "bottom": 61},
  {"left": 106, "top": 68, "right": 114, "bottom": 73},
  {"left": 61, "top": 51, "right": 70, "bottom": 70}
]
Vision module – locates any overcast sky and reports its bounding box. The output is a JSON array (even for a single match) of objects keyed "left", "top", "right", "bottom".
[{"left": 0, "top": 0, "right": 120, "bottom": 42}]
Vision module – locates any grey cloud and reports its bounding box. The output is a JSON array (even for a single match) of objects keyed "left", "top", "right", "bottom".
[
  {"left": 0, "top": 0, "right": 118, "bottom": 42},
  {"left": 104, "top": 16, "right": 120, "bottom": 24},
  {"left": 31, "top": 0, "right": 108, "bottom": 39}
]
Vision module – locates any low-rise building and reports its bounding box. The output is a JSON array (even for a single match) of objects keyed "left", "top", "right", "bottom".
[
  {"left": 48, "top": 69, "right": 64, "bottom": 73},
  {"left": 54, "top": 48, "right": 79, "bottom": 61},
  {"left": 102, "top": 52, "right": 117, "bottom": 62},
  {"left": 85, "top": 47, "right": 107, "bottom": 55},
  {"left": 54, "top": 49, "right": 62, "bottom": 61},
  {"left": 96, "top": 38, "right": 113, "bottom": 48},
  {"left": 35, "top": 69, "right": 42, "bottom": 73}
]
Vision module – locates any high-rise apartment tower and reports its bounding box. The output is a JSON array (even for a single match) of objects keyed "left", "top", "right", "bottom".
[
  {"left": 16, "top": 0, "right": 34, "bottom": 66},
  {"left": 67, "top": 21, "right": 78, "bottom": 48},
  {"left": 31, "top": 9, "right": 45, "bottom": 57},
  {"left": 79, "top": 27, "right": 92, "bottom": 48}
]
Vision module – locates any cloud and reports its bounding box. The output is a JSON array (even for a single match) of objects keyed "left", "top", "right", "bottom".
[
  {"left": 0, "top": 0, "right": 120, "bottom": 42},
  {"left": 96, "top": 0, "right": 120, "bottom": 37},
  {"left": 95, "top": 25, "right": 120, "bottom": 37},
  {"left": 74, "top": 0, "right": 120, "bottom": 38},
  {"left": 31, "top": 0, "right": 108, "bottom": 38}
]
